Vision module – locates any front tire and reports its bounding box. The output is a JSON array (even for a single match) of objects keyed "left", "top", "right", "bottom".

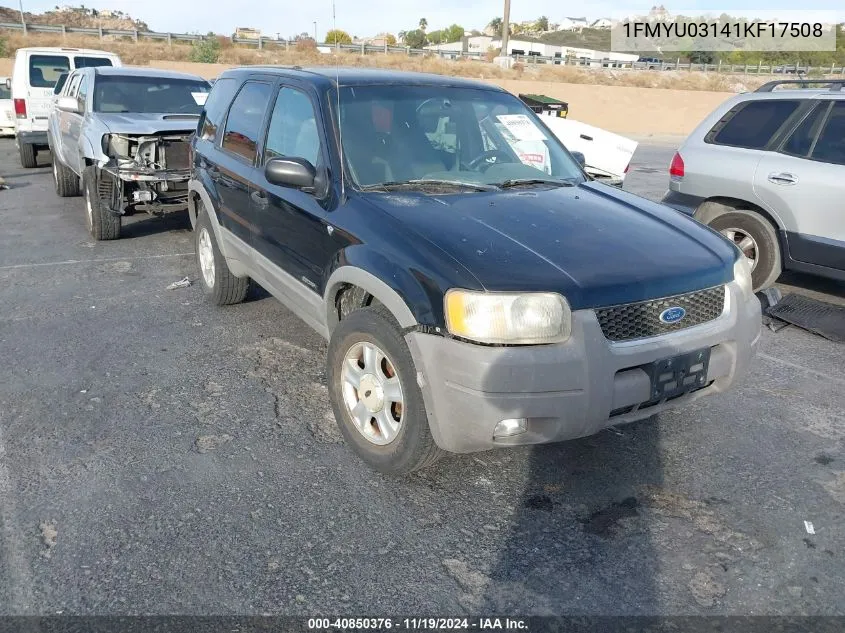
[
  {"left": 709, "top": 210, "right": 781, "bottom": 291},
  {"left": 195, "top": 206, "right": 249, "bottom": 306},
  {"left": 83, "top": 166, "right": 121, "bottom": 241},
  {"left": 327, "top": 306, "right": 443, "bottom": 475},
  {"left": 53, "top": 155, "right": 80, "bottom": 197},
  {"left": 19, "top": 143, "right": 37, "bottom": 168}
]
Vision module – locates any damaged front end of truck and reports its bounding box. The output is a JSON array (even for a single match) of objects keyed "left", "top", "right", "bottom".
[{"left": 99, "top": 132, "right": 193, "bottom": 216}]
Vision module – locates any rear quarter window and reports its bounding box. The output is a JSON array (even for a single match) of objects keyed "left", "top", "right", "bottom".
[
  {"left": 705, "top": 99, "right": 801, "bottom": 150},
  {"left": 199, "top": 77, "right": 240, "bottom": 142},
  {"left": 29, "top": 54, "right": 71, "bottom": 88}
]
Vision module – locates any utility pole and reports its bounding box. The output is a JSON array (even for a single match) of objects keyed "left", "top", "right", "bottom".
[
  {"left": 313, "top": 21, "right": 317, "bottom": 42},
  {"left": 18, "top": 0, "right": 25, "bottom": 28},
  {"left": 501, "top": 0, "right": 511, "bottom": 56}
]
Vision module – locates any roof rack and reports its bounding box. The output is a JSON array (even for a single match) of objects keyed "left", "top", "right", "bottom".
[{"left": 756, "top": 79, "right": 844, "bottom": 93}]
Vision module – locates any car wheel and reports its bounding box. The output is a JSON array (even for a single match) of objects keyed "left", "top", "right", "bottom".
[
  {"left": 19, "top": 143, "right": 37, "bottom": 168},
  {"left": 709, "top": 210, "right": 781, "bottom": 291},
  {"left": 53, "top": 155, "right": 80, "bottom": 197},
  {"left": 195, "top": 206, "right": 249, "bottom": 306},
  {"left": 327, "top": 305, "right": 443, "bottom": 475},
  {"left": 83, "top": 166, "right": 121, "bottom": 240}
]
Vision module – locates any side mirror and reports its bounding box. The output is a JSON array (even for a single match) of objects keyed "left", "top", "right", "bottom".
[
  {"left": 571, "top": 151, "right": 586, "bottom": 169},
  {"left": 56, "top": 95, "right": 80, "bottom": 114},
  {"left": 265, "top": 157, "right": 316, "bottom": 190}
]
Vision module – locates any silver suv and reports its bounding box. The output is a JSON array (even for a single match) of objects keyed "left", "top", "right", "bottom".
[{"left": 662, "top": 79, "right": 845, "bottom": 291}]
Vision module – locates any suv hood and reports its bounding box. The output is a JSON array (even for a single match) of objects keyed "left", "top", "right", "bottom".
[
  {"left": 363, "top": 182, "right": 737, "bottom": 310},
  {"left": 97, "top": 113, "right": 199, "bottom": 135}
]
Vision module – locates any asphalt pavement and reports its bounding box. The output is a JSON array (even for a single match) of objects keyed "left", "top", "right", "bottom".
[{"left": 0, "top": 139, "right": 843, "bottom": 616}]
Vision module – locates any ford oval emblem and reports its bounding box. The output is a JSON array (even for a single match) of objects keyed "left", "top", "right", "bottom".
[{"left": 660, "top": 306, "right": 687, "bottom": 324}]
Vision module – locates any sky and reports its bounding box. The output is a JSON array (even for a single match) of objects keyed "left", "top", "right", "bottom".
[{"left": 12, "top": 0, "right": 845, "bottom": 40}]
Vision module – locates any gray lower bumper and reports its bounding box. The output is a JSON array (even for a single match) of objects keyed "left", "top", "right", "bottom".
[
  {"left": 16, "top": 130, "right": 49, "bottom": 147},
  {"left": 661, "top": 189, "right": 705, "bottom": 216},
  {"left": 405, "top": 281, "right": 761, "bottom": 454}
]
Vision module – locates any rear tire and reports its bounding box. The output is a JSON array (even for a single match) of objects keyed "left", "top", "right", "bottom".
[
  {"left": 83, "top": 166, "right": 121, "bottom": 241},
  {"left": 53, "top": 155, "right": 80, "bottom": 197},
  {"left": 19, "top": 143, "right": 37, "bottom": 168},
  {"left": 195, "top": 206, "right": 249, "bottom": 306},
  {"left": 709, "top": 210, "right": 781, "bottom": 291},
  {"left": 327, "top": 306, "right": 443, "bottom": 475}
]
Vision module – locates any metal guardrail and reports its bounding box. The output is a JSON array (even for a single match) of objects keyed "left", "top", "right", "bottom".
[
  {"left": 0, "top": 21, "right": 203, "bottom": 42},
  {"left": 3, "top": 21, "right": 845, "bottom": 75}
]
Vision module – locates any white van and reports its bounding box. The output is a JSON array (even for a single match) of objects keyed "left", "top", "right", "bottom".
[
  {"left": 0, "top": 77, "right": 14, "bottom": 137},
  {"left": 9, "top": 47, "right": 121, "bottom": 167}
]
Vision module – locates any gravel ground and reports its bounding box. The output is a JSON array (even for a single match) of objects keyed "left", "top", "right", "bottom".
[{"left": 0, "top": 139, "right": 843, "bottom": 616}]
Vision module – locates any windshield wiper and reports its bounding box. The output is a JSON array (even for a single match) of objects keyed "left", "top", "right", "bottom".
[
  {"left": 359, "top": 179, "right": 497, "bottom": 192},
  {"left": 497, "top": 178, "right": 577, "bottom": 189}
]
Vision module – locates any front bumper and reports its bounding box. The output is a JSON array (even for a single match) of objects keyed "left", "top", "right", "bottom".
[{"left": 406, "top": 281, "right": 761, "bottom": 454}]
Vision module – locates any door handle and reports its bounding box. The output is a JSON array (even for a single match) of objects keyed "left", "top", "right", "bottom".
[{"left": 767, "top": 172, "right": 797, "bottom": 185}]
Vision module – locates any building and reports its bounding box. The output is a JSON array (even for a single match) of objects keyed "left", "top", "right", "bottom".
[
  {"left": 235, "top": 27, "right": 261, "bottom": 40},
  {"left": 425, "top": 35, "right": 494, "bottom": 54},
  {"left": 556, "top": 17, "right": 589, "bottom": 31},
  {"left": 591, "top": 18, "right": 613, "bottom": 29}
]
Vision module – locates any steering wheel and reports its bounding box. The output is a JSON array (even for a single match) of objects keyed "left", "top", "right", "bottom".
[{"left": 466, "top": 149, "right": 513, "bottom": 172}]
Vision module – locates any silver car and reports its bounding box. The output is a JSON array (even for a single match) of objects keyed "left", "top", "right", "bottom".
[
  {"left": 47, "top": 66, "right": 210, "bottom": 240},
  {"left": 662, "top": 79, "right": 845, "bottom": 291}
]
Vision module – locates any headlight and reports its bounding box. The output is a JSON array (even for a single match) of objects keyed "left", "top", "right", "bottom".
[
  {"left": 444, "top": 290, "right": 571, "bottom": 345},
  {"left": 733, "top": 254, "right": 753, "bottom": 297},
  {"left": 101, "top": 134, "right": 130, "bottom": 158}
]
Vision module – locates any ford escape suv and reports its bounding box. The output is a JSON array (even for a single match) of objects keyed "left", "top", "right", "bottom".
[
  {"left": 190, "top": 67, "right": 761, "bottom": 474},
  {"left": 663, "top": 79, "right": 845, "bottom": 291}
]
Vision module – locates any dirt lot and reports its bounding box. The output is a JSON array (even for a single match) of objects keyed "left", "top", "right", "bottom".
[{"left": 0, "top": 139, "right": 844, "bottom": 617}]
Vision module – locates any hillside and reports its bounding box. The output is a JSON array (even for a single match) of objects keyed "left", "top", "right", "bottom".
[
  {"left": 538, "top": 28, "right": 613, "bottom": 50},
  {"left": 0, "top": 5, "right": 149, "bottom": 31}
]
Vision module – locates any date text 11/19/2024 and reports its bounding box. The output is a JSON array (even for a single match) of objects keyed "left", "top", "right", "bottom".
[{"left": 307, "top": 617, "right": 528, "bottom": 630}]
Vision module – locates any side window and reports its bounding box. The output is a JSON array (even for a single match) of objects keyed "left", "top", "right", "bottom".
[
  {"left": 781, "top": 102, "right": 828, "bottom": 158},
  {"left": 77, "top": 75, "right": 88, "bottom": 110},
  {"left": 199, "top": 77, "right": 239, "bottom": 142},
  {"left": 53, "top": 73, "right": 69, "bottom": 96},
  {"left": 221, "top": 81, "right": 273, "bottom": 161},
  {"left": 265, "top": 87, "right": 321, "bottom": 167},
  {"left": 706, "top": 100, "right": 800, "bottom": 149},
  {"left": 65, "top": 74, "right": 81, "bottom": 98},
  {"left": 810, "top": 101, "right": 845, "bottom": 166}
]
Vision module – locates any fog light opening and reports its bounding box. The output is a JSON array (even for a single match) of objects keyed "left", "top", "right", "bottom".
[{"left": 494, "top": 418, "right": 528, "bottom": 438}]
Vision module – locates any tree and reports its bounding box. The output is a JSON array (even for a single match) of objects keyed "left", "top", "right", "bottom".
[
  {"left": 397, "top": 30, "right": 406, "bottom": 42},
  {"left": 189, "top": 33, "right": 221, "bottom": 63},
  {"left": 404, "top": 29, "right": 426, "bottom": 48},
  {"left": 385, "top": 33, "right": 397, "bottom": 46},
  {"left": 487, "top": 17, "right": 503, "bottom": 37},
  {"left": 427, "top": 30, "right": 442, "bottom": 44},
  {"left": 688, "top": 51, "right": 715, "bottom": 64},
  {"left": 325, "top": 29, "right": 352, "bottom": 45},
  {"left": 443, "top": 24, "right": 465, "bottom": 43},
  {"left": 419, "top": 18, "right": 428, "bottom": 31},
  {"left": 537, "top": 16, "right": 549, "bottom": 32}
]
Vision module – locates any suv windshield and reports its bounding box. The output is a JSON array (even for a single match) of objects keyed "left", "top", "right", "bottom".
[
  {"left": 337, "top": 84, "right": 584, "bottom": 189},
  {"left": 93, "top": 75, "right": 210, "bottom": 114}
]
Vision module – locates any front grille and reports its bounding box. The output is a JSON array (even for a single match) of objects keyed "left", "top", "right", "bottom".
[{"left": 595, "top": 285, "right": 726, "bottom": 342}]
